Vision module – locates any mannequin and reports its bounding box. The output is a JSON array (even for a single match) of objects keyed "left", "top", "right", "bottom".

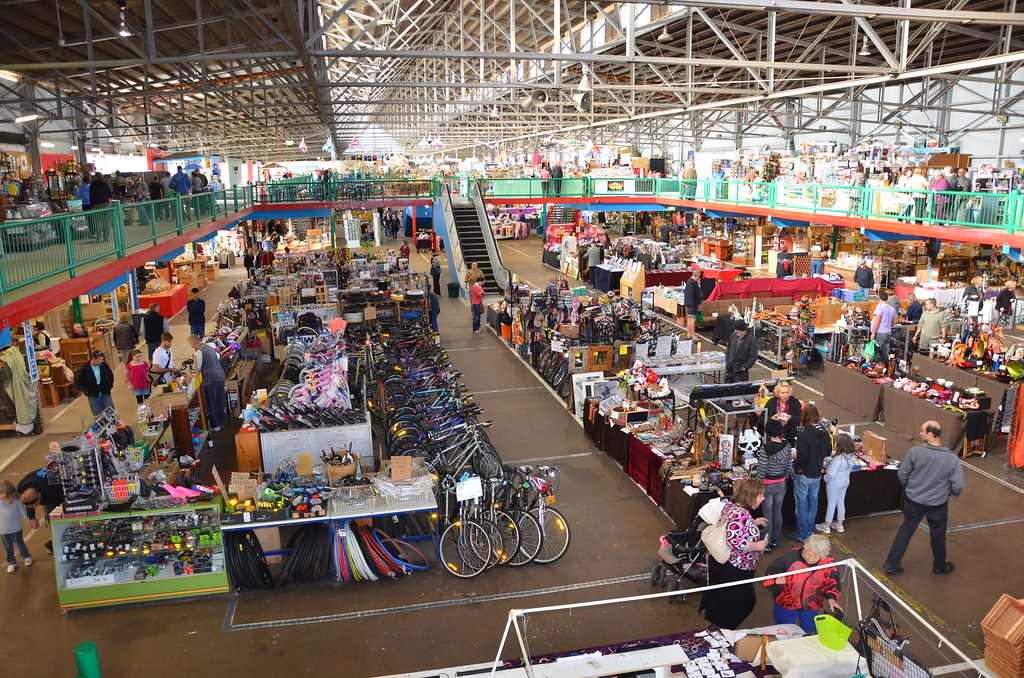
[{"left": 0, "top": 345, "right": 39, "bottom": 435}]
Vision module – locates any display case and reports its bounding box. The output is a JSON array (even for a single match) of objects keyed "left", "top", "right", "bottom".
[
  {"left": 50, "top": 498, "right": 228, "bottom": 611},
  {"left": 754, "top": 318, "right": 790, "bottom": 368}
]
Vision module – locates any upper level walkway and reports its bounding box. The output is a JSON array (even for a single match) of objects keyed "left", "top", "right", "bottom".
[{"left": 1, "top": 175, "right": 1021, "bottom": 328}]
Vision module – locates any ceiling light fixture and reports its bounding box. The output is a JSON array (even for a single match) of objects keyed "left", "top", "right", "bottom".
[
  {"left": 859, "top": 37, "right": 871, "bottom": 57},
  {"left": 657, "top": 26, "right": 672, "bottom": 43},
  {"left": 577, "top": 73, "right": 592, "bottom": 93},
  {"left": 90, "top": 147, "right": 101, "bottom": 152},
  {"left": 70, "top": 145, "right": 78, "bottom": 150},
  {"left": 55, "top": 0, "right": 65, "bottom": 47},
  {"left": 39, "top": 141, "right": 55, "bottom": 148},
  {"left": 118, "top": 11, "right": 131, "bottom": 37},
  {"left": 490, "top": 106, "right": 500, "bottom": 118},
  {"left": 14, "top": 114, "right": 38, "bottom": 123}
]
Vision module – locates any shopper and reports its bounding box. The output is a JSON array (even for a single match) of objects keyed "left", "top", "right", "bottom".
[
  {"left": 698, "top": 478, "right": 768, "bottom": 629},
  {"left": 169, "top": 165, "right": 192, "bottom": 201},
  {"left": 124, "top": 349, "right": 151, "bottom": 404},
  {"left": 817, "top": 432, "right": 857, "bottom": 534},
  {"left": 70, "top": 322, "right": 90, "bottom": 338},
  {"left": 764, "top": 534, "right": 842, "bottom": 634},
  {"left": 243, "top": 247, "right": 256, "bottom": 278},
  {"left": 112, "top": 315, "right": 139, "bottom": 365},
  {"left": 963, "top": 276, "right": 984, "bottom": 321},
  {"left": 883, "top": 420, "right": 963, "bottom": 576},
  {"left": 683, "top": 269, "right": 703, "bottom": 340},
  {"left": 150, "top": 332, "right": 176, "bottom": 386},
  {"left": 539, "top": 164, "right": 551, "bottom": 196},
  {"left": 75, "top": 174, "right": 92, "bottom": 211},
  {"left": 586, "top": 241, "right": 603, "bottom": 283},
  {"left": 904, "top": 293, "right": 922, "bottom": 322},
  {"left": 809, "top": 239, "right": 824, "bottom": 276},
  {"left": 186, "top": 288, "right": 207, "bottom": 338},
  {"left": 18, "top": 469, "right": 64, "bottom": 552},
  {"left": 791, "top": 403, "right": 832, "bottom": 543},
  {"left": 757, "top": 419, "right": 793, "bottom": 554},
  {"left": 996, "top": 280, "right": 1017, "bottom": 330},
  {"left": 430, "top": 250, "right": 443, "bottom": 295},
  {"left": 760, "top": 381, "right": 802, "bottom": 446},
  {"left": 399, "top": 240, "right": 410, "bottom": 259},
  {"left": 428, "top": 290, "right": 441, "bottom": 334},
  {"left": 928, "top": 168, "right": 950, "bottom": 223},
  {"left": 908, "top": 167, "right": 929, "bottom": 224},
  {"left": 258, "top": 246, "right": 276, "bottom": 268},
  {"left": 465, "top": 261, "right": 485, "bottom": 285},
  {"left": 776, "top": 246, "right": 794, "bottom": 278},
  {"left": 896, "top": 167, "right": 914, "bottom": 222},
  {"left": 0, "top": 480, "right": 31, "bottom": 572},
  {"left": 188, "top": 335, "right": 226, "bottom": 432},
  {"left": 142, "top": 303, "right": 167, "bottom": 361},
  {"left": 470, "top": 277, "right": 485, "bottom": 334},
  {"left": 89, "top": 172, "right": 112, "bottom": 240},
  {"left": 550, "top": 162, "right": 563, "bottom": 196},
  {"left": 74, "top": 350, "right": 116, "bottom": 416},
  {"left": 914, "top": 298, "right": 947, "bottom": 351},
  {"left": 31, "top": 322, "right": 51, "bottom": 353},
  {"left": 849, "top": 165, "right": 866, "bottom": 213},
  {"left": 870, "top": 291, "right": 898, "bottom": 364},
  {"left": 682, "top": 163, "right": 698, "bottom": 199},
  {"left": 854, "top": 260, "right": 874, "bottom": 300},
  {"left": 725, "top": 320, "right": 757, "bottom": 383}
]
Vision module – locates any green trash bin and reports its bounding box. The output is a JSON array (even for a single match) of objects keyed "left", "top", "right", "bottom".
[{"left": 447, "top": 282, "right": 461, "bottom": 299}]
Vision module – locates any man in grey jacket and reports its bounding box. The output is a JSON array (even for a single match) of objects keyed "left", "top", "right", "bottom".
[
  {"left": 883, "top": 420, "right": 964, "bottom": 576},
  {"left": 725, "top": 319, "right": 758, "bottom": 383}
]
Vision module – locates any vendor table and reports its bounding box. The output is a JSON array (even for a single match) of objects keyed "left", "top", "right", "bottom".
[
  {"left": 662, "top": 468, "right": 904, "bottom": 528},
  {"left": 542, "top": 249, "right": 560, "bottom": 269},
  {"left": 712, "top": 316, "right": 742, "bottom": 345},
  {"left": 913, "top": 354, "right": 1010, "bottom": 413},
  {"left": 823, "top": 362, "right": 884, "bottom": 421},
  {"left": 644, "top": 269, "right": 692, "bottom": 287},
  {"left": 591, "top": 265, "right": 625, "bottom": 293},
  {"left": 627, "top": 436, "right": 672, "bottom": 504},
  {"left": 882, "top": 386, "right": 975, "bottom": 448},
  {"left": 589, "top": 409, "right": 630, "bottom": 467},
  {"left": 693, "top": 265, "right": 743, "bottom": 281},
  {"left": 706, "top": 277, "right": 841, "bottom": 301},
  {"left": 766, "top": 635, "right": 861, "bottom": 678},
  {"left": 138, "top": 284, "right": 187, "bottom": 318}
]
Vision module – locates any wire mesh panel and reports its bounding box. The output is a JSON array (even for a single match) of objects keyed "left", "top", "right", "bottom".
[{"left": 861, "top": 620, "right": 933, "bottom": 678}]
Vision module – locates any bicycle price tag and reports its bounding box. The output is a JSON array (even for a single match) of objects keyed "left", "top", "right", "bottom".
[
  {"left": 551, "top": 338, "right": 564, "bottom": 354},
  {"left": 455, "top": 476, "right": 483, "bottom": 502}
]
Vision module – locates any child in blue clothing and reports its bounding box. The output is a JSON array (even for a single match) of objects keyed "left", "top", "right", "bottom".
[{"left": 0, "top": 480, "right": 32, "bottom": 572}]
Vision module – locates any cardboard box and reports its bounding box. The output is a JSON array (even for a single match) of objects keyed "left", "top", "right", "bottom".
[
  {"left": 734, "top": 634, "right": 777, "bottom": 664},
  {"left": 141, "top": 460, "right": 180, "bottom": 486},
  {"left": 234, "top": 430, "right": 262, "bottom": 473},
  {"left": 862, "top": 431, "right": 887, "bottom": 460}
]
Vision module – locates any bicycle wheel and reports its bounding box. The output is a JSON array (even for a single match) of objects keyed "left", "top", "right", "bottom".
[
  {"left": 492, "top": 510, "right": 521, "bottom": 564},
  {"left": 530, "top": 506, "right": 571, "bottom": 564},
  {"left": 554, "top": 365, "right": 571, "bottom": 398},
  {"left": 472, "top": 446, "right": 504, "bottom": 479},
  {"left": 506, "top": 510, "right": 542, "bottom": 567},
  {"left": 438, "top": 520, "right": 492, "bottom": 578},
  {"left": 478, "top": 518, "right": 505, "bottom": 568}
]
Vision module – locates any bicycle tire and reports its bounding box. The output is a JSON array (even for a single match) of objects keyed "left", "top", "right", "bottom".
[
  {"left": 554, "top": 366, "right": 571, "bottom": 398},
  {"left": 530, "top": 506, "right": 571, "bottom": 564},
  {"left": 478, "top": 518, "right": 505, "bottom": 568},
  {"left": 438, "top": 520, "right": 491, "bottom": 578},
  {"left": 543, "top": 355, "right": 563, "bottom": 384},
  {"left": 492, "top": 510, "right": 522, "bottom": 563},
  {"left": 506, "top": 510, "right": 543, "bottom": 567},
  {"left": 472, "top": 447, "right": 504, "bottom": 479}
]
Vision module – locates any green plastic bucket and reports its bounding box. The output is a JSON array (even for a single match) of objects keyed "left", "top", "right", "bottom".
[{"left": 815, "top": 614, "right": 852, "bottom": 650}]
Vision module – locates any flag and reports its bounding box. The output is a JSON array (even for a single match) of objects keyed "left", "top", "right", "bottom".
[
  {"left": 322, "top": 138, "right": 335, "bottom": 153},
  {"left": 298, "top": 138, "right": 308, "bottom": 153}
]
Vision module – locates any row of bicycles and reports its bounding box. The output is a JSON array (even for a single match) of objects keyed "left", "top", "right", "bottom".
[{"left": 368, "top": 324, "right": 571, "bottom": 578}]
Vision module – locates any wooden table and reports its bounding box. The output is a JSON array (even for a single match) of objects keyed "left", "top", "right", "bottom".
[{"left": 824, "top": 361, "right": 884, "bottom": 421}]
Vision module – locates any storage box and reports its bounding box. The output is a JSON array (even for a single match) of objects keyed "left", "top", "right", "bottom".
[
  {"left": 141, "top": 460, "right": 180, "bottom": 486},
  {"left": 862, "top": 431, "right": 887, "bottom": 460},
  {"left": 556, "top": 324, "right": 580, "bottom": 338},
  {"left": 983, "top": 594, "right": 1024, "bottom": 678}
]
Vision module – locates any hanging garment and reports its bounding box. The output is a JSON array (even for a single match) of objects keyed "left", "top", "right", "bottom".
[
  {"left": 0, "top": 345, "right": 39, "bottom": 434},
  {"left": 512, "top": 306, "right": 525, "bottom": 346},
  {"left": 1007, "top": 386, "right": 1024, "bottom": 469}
]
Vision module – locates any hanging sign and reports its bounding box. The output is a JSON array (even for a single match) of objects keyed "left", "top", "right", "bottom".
[{"left": 23, "top": 321, "right": 39, "bottom": 383}]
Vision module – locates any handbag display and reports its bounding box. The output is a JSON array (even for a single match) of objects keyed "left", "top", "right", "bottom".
[{"left": 701, "top": 517, "right": 731, "bottom": 564}]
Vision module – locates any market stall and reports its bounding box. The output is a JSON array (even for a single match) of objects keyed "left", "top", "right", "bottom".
[
  {"left": 138, "top": 283, "right": 188, "bottom": 318},
  {"left": 823, "top": 362, "right": 884, "bottom": 421},
  {"left": 706, "top": 277, "right": 840, "bottom": 301},
  {"left": 881, "top": 386, "right": 978, "bottom": 448}
]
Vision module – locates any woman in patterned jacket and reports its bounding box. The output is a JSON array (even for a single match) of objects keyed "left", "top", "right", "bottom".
[
  {"left": 699, "top": 478, "right": 768, "bottom": 629},
  {"left": 764, "top": 534, "right": 843, "bottom": 633}
]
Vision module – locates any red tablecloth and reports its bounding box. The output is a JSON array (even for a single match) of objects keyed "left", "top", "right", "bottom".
[
  {"left": 694, "top": 265, "right": 743, "bottom": 281},
  {"left": 644, "top": 270, "right": 692, "bottom": 287},
  {"left": 706, "top": 277, "right": 841, "bottom": 301},
  {"left": 138, "top": 284, "right": 188, "bottom": 318},
  {"left": 627, "top": 435, "right": 672, "bottom": 504}
]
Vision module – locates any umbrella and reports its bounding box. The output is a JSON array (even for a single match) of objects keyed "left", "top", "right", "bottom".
[{"left": 183, "top": 163, "right": 202, "bottom": 170}]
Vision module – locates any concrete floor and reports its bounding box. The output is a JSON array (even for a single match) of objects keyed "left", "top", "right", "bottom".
[{"left": 0, "top": 233, "right": 1020, "bottom": 676}]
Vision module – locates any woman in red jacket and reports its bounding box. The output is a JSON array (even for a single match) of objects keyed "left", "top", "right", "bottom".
[{"left": 764, "top": 534, "right": 843, "bottom": 633}]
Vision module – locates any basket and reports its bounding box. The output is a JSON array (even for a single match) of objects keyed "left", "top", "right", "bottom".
[
  {"left": 103, "top": 475, "right": 141, "bottom": 503},
  {"left": 983, "top": 595, "right": 1024, "bottom": 677},
  {"left": 815, "top": 614, "right": 852, "bottom": 650}
]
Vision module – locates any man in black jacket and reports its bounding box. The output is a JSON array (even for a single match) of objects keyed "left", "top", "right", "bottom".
[
  {"left": 18, "top": 468, "right": 65, "bottom": 552},
  {"left": 776, "top": 246, "right": 794, "bottom": 278},
  {"left": 550, "top": 162, "right": 563, "bottom": 196},
  {"left": 74, "top": 350, "right": 116, "bottom": 416},
  {"left": 726, "top": 320, "right": 758, "bottom": 382},
  {"left": 88, "top": 172, "right": 113, "bottom": 239},
  {"left": 112, "top": 317, "right": 139, "bottom": 365},
  {"left": 683, "top": 270, "right": 703, "bottom": 340},
  {"left": 854, "top": 260, "right": 874, "bottom": 301},
  {"left": 143, "top": 303, "right": 167, "bottom": 361}
]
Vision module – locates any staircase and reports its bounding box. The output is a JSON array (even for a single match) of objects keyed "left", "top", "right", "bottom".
[{"left": 451, "top": 199, "right": 503, "bottom": 295}]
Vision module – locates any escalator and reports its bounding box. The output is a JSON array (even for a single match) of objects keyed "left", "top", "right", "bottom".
[{"left": 451, "top": 197, "right": 504, "bottom": 295}]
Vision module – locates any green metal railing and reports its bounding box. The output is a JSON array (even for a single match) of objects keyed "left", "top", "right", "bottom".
[{"left": 4, "top": 175, "right": 1024, "bottom": 302}]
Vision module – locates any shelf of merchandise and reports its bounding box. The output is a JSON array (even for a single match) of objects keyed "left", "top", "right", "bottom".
[{"left": 50, "top": 499, "right": 228, "bottom": 611}]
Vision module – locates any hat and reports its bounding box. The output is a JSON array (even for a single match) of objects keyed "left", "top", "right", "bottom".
[
  {"left": 734, "top": 320, "right": 749, "bottom": 332},
  {"left": 91, "top": 350, "right": 105, "bottom": 359}
]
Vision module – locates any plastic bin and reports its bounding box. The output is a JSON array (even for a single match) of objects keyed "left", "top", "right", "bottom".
[
  {"left": 815, "top": 614, "right": 852, "bottom": 650},
  {"left": 447, "top": 282, "right": 461, "bottom": 298}
]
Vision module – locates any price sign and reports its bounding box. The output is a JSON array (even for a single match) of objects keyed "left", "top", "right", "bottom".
[{"left": 455, "top": 476, "right": 483, "bottom": 502}]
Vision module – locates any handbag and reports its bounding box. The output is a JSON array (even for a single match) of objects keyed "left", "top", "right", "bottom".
[{"left": 701, "top": 516, "right": 732, "bottom": 564}]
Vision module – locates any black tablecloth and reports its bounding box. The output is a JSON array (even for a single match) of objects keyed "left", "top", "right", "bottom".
[
  {"left": 713, "top": 315, "right": 741, "bottom": 345},
  {"left": 542, "top": 249, "right": 561, "bottom": 269},
  {"left": 662, "top": 469, "right": 904, "bottom": 529},
  {"left": 589, "top": 409, "right": 630, "bottom": 468},
  {"left": 824, "top": 361, "right": 884, "bottom": 421},
  {"left": 591, "top": 266, "right": 625, "bottom": 293}
]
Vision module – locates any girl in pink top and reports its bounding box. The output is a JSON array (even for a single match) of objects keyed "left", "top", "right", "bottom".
[{"left": 125, "top": 348, "right": 151, "bottom": 403}]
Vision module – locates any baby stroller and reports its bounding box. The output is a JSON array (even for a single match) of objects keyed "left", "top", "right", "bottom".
[{"left": 651, "top": 515, "right": 709, "bottom": 603}]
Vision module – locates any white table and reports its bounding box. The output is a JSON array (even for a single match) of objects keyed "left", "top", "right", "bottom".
[{"left": 766, "top": 634, "right": 861, "bottom": 678}]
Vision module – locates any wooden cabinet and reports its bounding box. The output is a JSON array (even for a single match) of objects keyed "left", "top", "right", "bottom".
[
  {"left": 703, "top": 237, "right": 733, "bottom": 261},
  {"left": 937, "top": 256, "right": 971, "bottom": 283},
  {"left": 234, "top": 430, "right": 262, "bottom": 473}
]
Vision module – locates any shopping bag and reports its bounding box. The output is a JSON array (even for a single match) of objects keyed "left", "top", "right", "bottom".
[{"left": 862, "top": 340, "right": 877, "bottom": 362}]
